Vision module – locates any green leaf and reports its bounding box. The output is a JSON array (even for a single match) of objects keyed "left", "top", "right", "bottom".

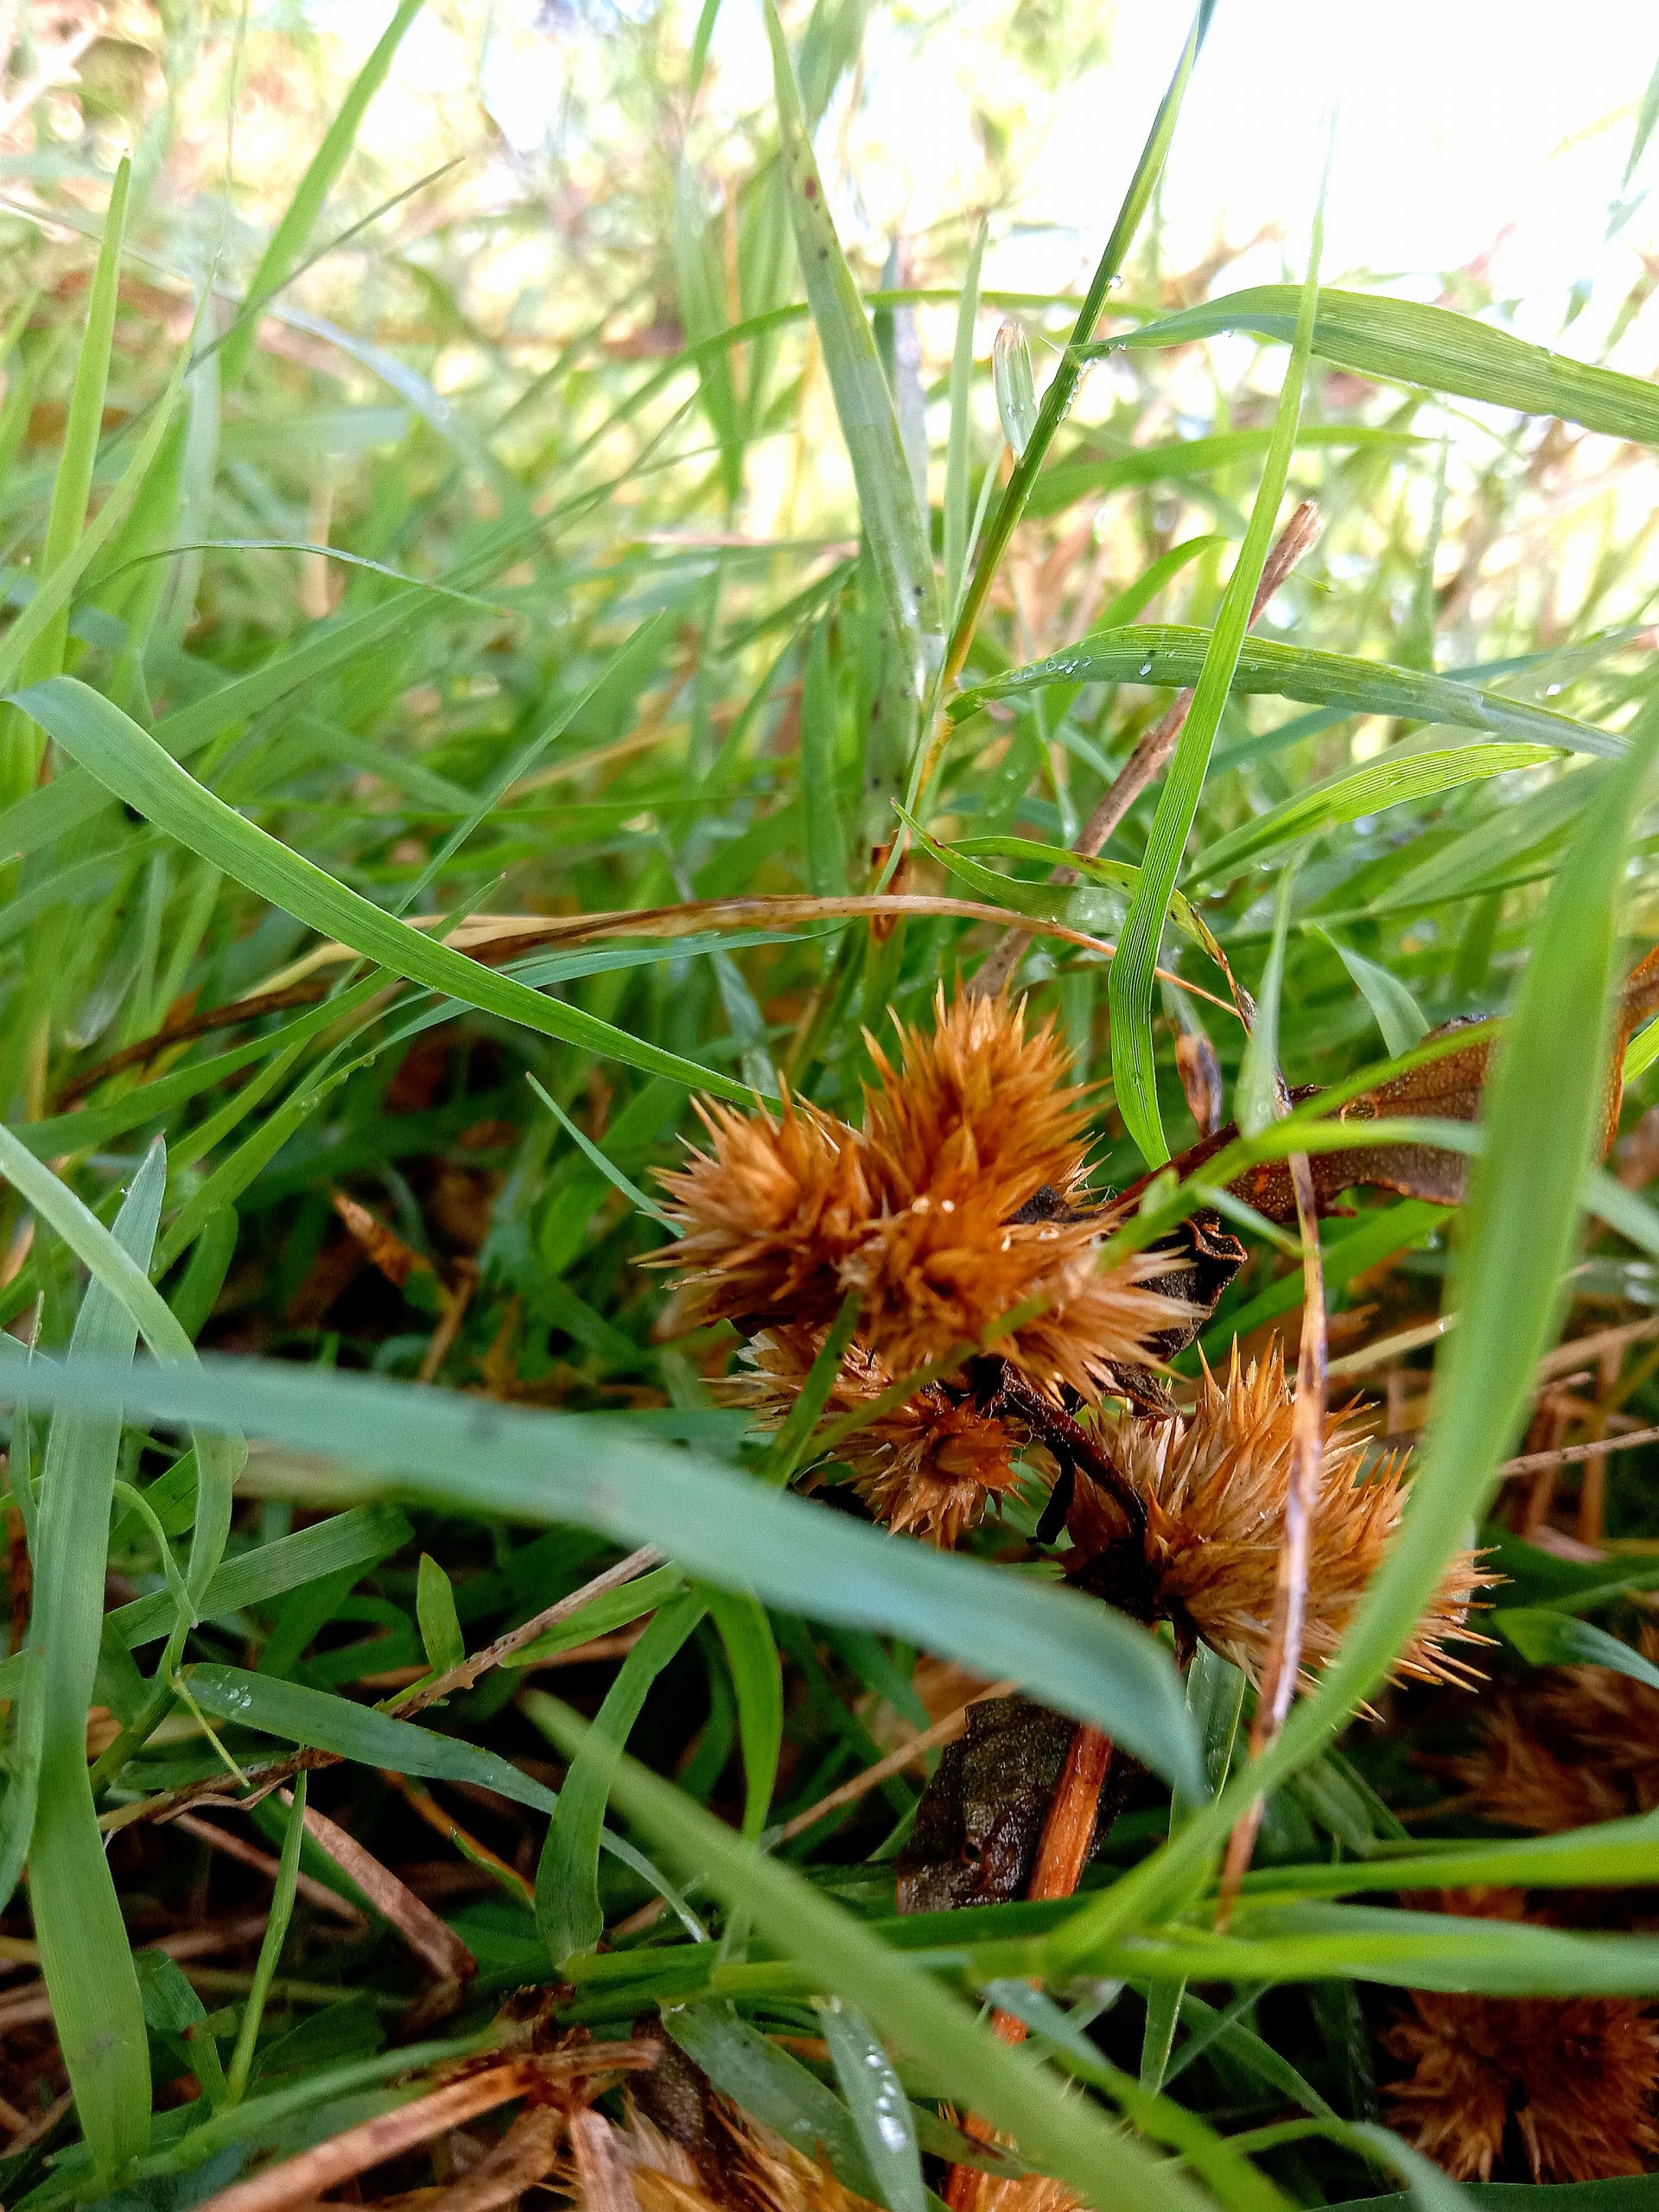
[
  {"left": 1236, "top": 865, "right": 1297, "bottom": 1140},
  {"left": 531, "top": 1699, "right": 1218, "bottom": 2212},
  {"left": 1496, "top": 1609, "right": 1659, "bottom": 1688},
  {"left": 801, "top": 620, "right": 851, "bottom": 899},
  {"left": 415, "top": 1554, "right": 467, "bottom": 1675},
  {"left": 529, "top": 1592, "right": 705, "bottom": 1963},
  {"left": 702, "top": 1588, "right": 784, "bottom": 1838},
  {"left": 18, "top": 1357, "right": 1205, "bottom": 1798},
  {"left": 183, "top": 1663, "right": 560, "bottom": 1813},
  {"left": 1110, "top": 212, "right": 1324, "bottom": 1166},
  {"left": 756, "top": 1289, "right": 861, "bottom": 1485},
  {"left": 28, "top": 1144, "right": 165, "bottom": 2173},
  {"left": 1313, "top": 929, "right": 1430, "bottom": 1060},
  {"left": 761, "top": 0, "right": 941, "bottom": 710},
  {"left": 226, "top": 1773, "right": 308, "bottom": 2103},
  {"left": 107, "top": 1503, "right": 411, "bottom": 1649},
  {"left": 944, "top": 224, "right": 986, "bottom": 621},
  {"left": 0, "top": 1115, "right": 241, "bottom": 1603},
  {"left": 950, "top": 629, "right": 1624, "bottom": 762},
  {"left": 1114, "top": 285, "right": 1659, "bottom": 447},
  {"left": 1191, "top": 743, "right": 1563, "bottom": 884},
  {"left": 817, "top": 2000, "right": 926, "bottom": 2212},
  {"left": 501, "top": 1565, "right": 690, "bottom": 1667},
  {"left": 992, "top": 321, "right": 1039, "bottom": 456},
  {"left": 9, "top": 677, "right": 755, "bottom": 1105}
]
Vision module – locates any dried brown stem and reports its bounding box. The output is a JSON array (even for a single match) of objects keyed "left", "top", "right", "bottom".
[
  {"left": 285, "top": 1789, "right": 477, "bottom": 1984},
  {"left": 969, "top": 500, "right": 1319, "bottom": 1002},
  {"left": 1217, "top": 1143, "right": 1327, "bottom": 1921}
]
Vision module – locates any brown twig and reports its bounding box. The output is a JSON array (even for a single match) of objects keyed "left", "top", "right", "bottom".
[
  {"left": 969, "top": 500, "right": 1320, "bottom": 1002},
  {"left": 194, "top": 2050, "right": 649, "bottom": 2212},
  {"left": 1497, "top": 1421, "right": 1659, "bottom": 1478},
  {"left": 100, "top": 1545, "right": 665, "bottom": 1834},
  {"left": 284, "top": 1789, "right": 477, "bottom": 1985},
  {"left": 1217, "top": 1144, "right": 1328, "bottom": 1921},
  {"left": 171, "top": 1811, "right": 366, "bottom": 1924}
]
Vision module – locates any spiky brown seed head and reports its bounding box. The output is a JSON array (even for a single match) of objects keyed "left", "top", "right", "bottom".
[
  {"left": 1071, "top": 1347, "right": 1491, "bottom": 1690},
  {"left": 653, "top": 1092, "right": 874, "bottom": 1332},
  {"left": 835, "top": 1189, "right": 1185, "bottom": 1397},
  {"left": 860, "top": 988, "right": 1095, "bottom": 1212},
  {"left": 596, "top": 2104, "right": 878, "bottom": 2212},
  {"left": 1454, "top": 1624, "right": 1659, "bottom": 1833},
  {"left": 733, "top": 1325, "right": 1027, "bottom": 1546},
  {"left": 1382, "top": 1896, "right": 1659, "bottom": 2183}
]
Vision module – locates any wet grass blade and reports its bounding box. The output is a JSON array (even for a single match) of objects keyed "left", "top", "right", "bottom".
[
  {"left": 28, "top": 1143, "right": 165, "bottom": 2174},
  {"left": 1113, "top": 286, "right": 1659, "bottom": 446}
]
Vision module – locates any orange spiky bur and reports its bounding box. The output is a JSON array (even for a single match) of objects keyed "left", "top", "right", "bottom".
[
  {"left": 1454, "top": 1625, "right": 1659, "bottom": 1834},
  {"left": 731, "top": 1326, "right": 1029, "bottom": 1547},
  {"left": 1065, "top": 1348, "right": 1493, "bottom": 1691},
  {"left": 1382, "top": 1895, "right": 1659, "bottom": 2183},
  {"left": 655, "top": 990, "right": 1188, "bottom": 1403}
]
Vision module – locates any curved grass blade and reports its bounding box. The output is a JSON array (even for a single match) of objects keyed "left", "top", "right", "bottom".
[
  {"left": 702, "top": 1588, "right": 784, "bottom": 1837},
  {"left": 950, "top": 629, "right": 1622, "bottom": 762},
  {"left": 530, "top": 1592, "right": 705, "bottom": 1964},
  {"left": 28, "top": 1144, "right": 164, "bottom": 2174},
  {"left": 9, "top": 678, "right": 756, "bottom": 1105},
  {"left": 818, "top": 1999, "right": 926, "bottom": 2212},
  {"left": 1109, "top": 219, "right": 1323, "bottom": 1165},
  {"left": 11, "top": 1356, "right": 1205, "bottom": 1797},
  {"left": 1110, "top": 285, "right": 1659, "bottom": 447}
]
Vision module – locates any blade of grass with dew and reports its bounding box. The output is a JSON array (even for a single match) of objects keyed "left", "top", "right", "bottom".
[
  {"left": 0, "top": 157, "right": 130, "bottom": 805},
  {"left": 530, "top": 1592, "right": 706, "bottom": 1962},
  {"left": 1109, "top": 212, "right": 1323, "bottom": 1166},
  {"left": 817, "top": 1999, "right": 926, "bottom": 2212},
  {"left": 10, "top": 678, "right": 758, "bottom": 1105},
  {"left": 12, "top": 1356, "right": 1205, "bottom": 1796},
  {"left": 1110, "top": 287, "right": 1659, "bottom": 445},
  {"left": 949, "top": 629, "right": 1626, "bottom": 760},
  {"left": 1050, "top": 697, "right": 1659, "bottom": 1972},
  {"left": 760, "top": 0, "right": 941, "bottom": 717},
  {"left": 1188, "top": 744, "right": 1563, "bottom": 885},
  {"left": 27, "top": 1142, "right": 164, "bottom": 2174},
  {"left": 524, "top": 1696, "right": 1228, "bottom": 2212}
]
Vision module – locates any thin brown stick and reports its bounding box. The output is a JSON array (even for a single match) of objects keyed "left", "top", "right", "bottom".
[
  {"left": 969, "top": 502, "right": 1320, "bottom": 1001},
  {"left": 1498, "top": 1421, "right": 1659, "bottom": 1477},
  {"left": 286, "top": 1790, "right": 476, "bottom": 1984},
  {"left": 385, "top": 1772, "right": 535, "bottom": 1906},
  {"left": 172, "top": 1810, "right": 366, "bottom": 1924},
  {"left": 1217, "top": 1146, "right": 1328, "bottom": 1921},
  {"left": 101, "top": 1545, "right": 665, "bottom": 1834},
  {"left": 194, "top": 2050, "right": 648, "bottom": 2212}
]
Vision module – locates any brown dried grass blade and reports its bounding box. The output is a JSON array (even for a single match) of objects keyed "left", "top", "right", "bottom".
[{"left": 283, "top": 1789, "right": 476, "bottom": 1985}]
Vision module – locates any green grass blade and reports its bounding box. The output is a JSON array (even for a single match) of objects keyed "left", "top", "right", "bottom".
[
  {"left": 225, "top": 1773, "right": 307, "bottom": 2103},
  {"left": 944, "top": 225, "right": 986, "bottom": 623},
  {"left": 702, "top": 1588, "right": 784, "bottom": 1838},
  {"left": 1112, "top": 286, "right": 1659, "bottom": 446},
  {"left": 217, "top": 0, "right": 423, "bottom": 389},
  {"left": 10, "top": 677, "right": 756, "bottom": 1105},
  {"left": 818, "top": 1999, "right": 926, "bottom": 2212},
  {"left": 529, "top": 1592, "right": 705, "bottom": 1963},
  {"left": 17, "top": 1356, "right": 1205, "bottom": 1796},
  {"left": 950, "top": 628, "right": 1625, "bottom": 761},
  {"left": 0, "top": 1119, "right": 241, "bottom": 1602},
  {"left": 761, "top": 0, "right": 942, "bottom": 714},
  {"left": 28, "top": 1143, "right": 163, "bottom": 2174},
  {"left": 1191, "top": 744, "right": 1563, "bottom": 885},
  {"left": 0, "top": 156, "right": 130, "bottom": 803},
  {"left": 526, "top": 1696, "right": 1221, "bottom": 2212},
  {"left": 105, "top": 1504, "right": 410, "bottom": 1649},
  {"left": 1109, "top": 223, "right": 1324, "bottom": 1166}
]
